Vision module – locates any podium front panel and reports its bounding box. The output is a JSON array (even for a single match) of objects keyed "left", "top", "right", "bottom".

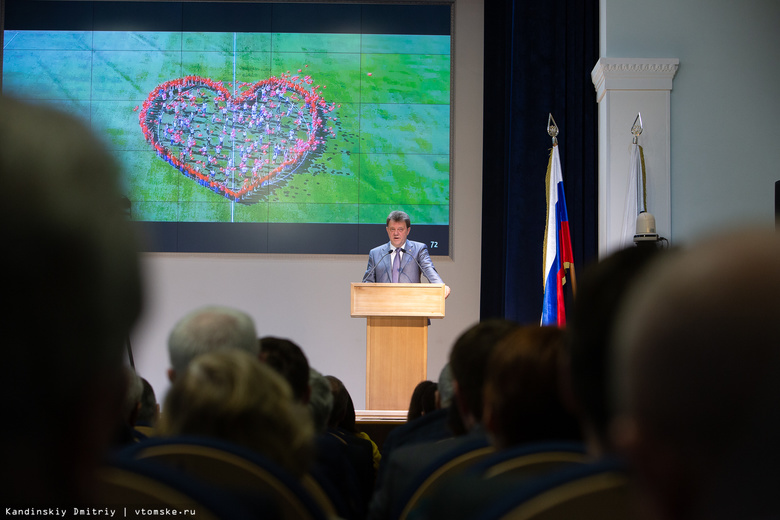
[{"left": 366, "top": 316, "right": 428, "bottom": 410}]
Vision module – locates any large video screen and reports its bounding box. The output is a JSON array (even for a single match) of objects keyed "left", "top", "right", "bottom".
[{"left": 2, "top": 1, "right": 451, "bottom": 254}]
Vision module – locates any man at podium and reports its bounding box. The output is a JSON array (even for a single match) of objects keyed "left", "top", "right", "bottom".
[{"left": 362, "top": 210, "right": 451, "bottom": 299}]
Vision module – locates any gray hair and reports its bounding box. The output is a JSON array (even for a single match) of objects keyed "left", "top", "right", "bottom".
[
  {"left": 437, "top": 363, "right": 455, "bottom": 408},
  {"left": 308, "top": 368, "right": 334, "bottom": 433},
  {"left": 168, "top": 305, "right": 258, "bottom": 375}
]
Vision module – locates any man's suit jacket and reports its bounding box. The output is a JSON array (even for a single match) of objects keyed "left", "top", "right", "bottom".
[
  {"left": 375, "top": 407, "right": 452, "bottom": 488},
  {"left": 367, "top": 428, "right": 489, "bottom": 520},
  {"left": 362, "top": 240, "right": 443, "bottom": 284}
]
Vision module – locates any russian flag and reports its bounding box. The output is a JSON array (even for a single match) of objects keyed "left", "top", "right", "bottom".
[{"left": 541, "top": 144, "right": 574, "bottom": 326}]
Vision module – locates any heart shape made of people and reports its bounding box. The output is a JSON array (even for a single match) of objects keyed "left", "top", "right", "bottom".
[{"left": 139, "top": 74, "right": 330, "bottom": 204}]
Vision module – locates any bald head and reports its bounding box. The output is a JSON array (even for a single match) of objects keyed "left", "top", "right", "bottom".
[
  {"left": 612, "top": 229, "right": 780, "bottom": 519},
  {"left": 167, "top": 306, "right": 258, "bottom": 378}
]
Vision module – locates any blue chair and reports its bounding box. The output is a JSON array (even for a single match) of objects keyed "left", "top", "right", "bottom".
[
  {"left": 468, "top": 441, "right": 588, "bottom": 480},
  {"left": 119, "top": 436, "right": 328, "bottom": 520},
  {"left": 475, "top": 458, "right": 630, "bottom": 520},
  {"left": 95, "top": 456, "right": 259, "bottom": 519},
  {"left": 403, "top": 441, "right": 589, "bottom": 520},
  {"left": 394, "top": 436, "right": 496, "bottom": 520}
]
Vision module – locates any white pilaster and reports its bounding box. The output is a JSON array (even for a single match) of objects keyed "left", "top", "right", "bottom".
[{"left": 591, "top": 57, "right": 679, "bottom": 256}]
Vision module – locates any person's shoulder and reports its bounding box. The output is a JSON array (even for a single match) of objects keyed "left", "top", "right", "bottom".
[
  {"left": 385, "top": 408, "right": 451, "bottom": 451},
  {"left": 369, "top": 242, "right": 390, "bottom": 254},
  {"left": 407, "top": 240, "right": 429, "bottom": 252}
]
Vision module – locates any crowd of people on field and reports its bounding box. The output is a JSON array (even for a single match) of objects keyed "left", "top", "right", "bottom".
[{"left": 138, "top": 74, "right": 332, "bottom": 203}]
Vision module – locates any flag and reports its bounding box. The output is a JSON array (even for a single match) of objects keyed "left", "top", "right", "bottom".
[
  {"left": 541, "top": 143, "right": 575, "bottom": 326},
  {"left": 620, "top": 142, "right": 647, "bottom": 248}
]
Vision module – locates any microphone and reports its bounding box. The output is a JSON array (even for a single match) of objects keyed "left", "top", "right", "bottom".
[{"left": 362, "top": 249, "right": 393, "bottom": 282}]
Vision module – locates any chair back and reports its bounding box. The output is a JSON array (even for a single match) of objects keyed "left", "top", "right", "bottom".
[
  {"left": 477, "top": 459, "right": 630, "bottom": 520},
  {"left": 122, "top": 436, "right": 327, "bottom": 520},
  {"left": 473, "top": 441, "right": 588, "bottom": 481},
  {"left": 300, "top": 473, "right": 339, "bottom": 518},
  {"left": 396, "top": 438, "right": 496, "bottom": 520},
  {"left": 94, "top": 458, "right": 255, "bottom": 519}
]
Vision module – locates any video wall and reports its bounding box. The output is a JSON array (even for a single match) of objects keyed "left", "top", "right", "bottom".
[{"left": 2, "top": 1, "right": 451, "bottom": 254}]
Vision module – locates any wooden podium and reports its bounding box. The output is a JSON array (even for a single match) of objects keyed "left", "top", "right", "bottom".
[{"left": 350, "top": 283, "right": 446, "bottom": 411}]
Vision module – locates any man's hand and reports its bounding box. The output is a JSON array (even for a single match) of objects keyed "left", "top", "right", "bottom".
[{"left": 444, "top": 284, "right": 451, "bottom": 299}]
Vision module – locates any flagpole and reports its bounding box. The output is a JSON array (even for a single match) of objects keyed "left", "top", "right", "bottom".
[
  {"left": 541, "top": 114, "right": 576, "bottom": 326},
  {"left": 546, "top": 115, "right": 576, "bottom": 298},
  {"left": 547, "top": 113, "right": 558, "bottom": 145}
]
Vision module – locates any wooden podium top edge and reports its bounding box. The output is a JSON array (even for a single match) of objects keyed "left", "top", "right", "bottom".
[
  {"left": 351, "top": 283, "right": 445, "bottom": 287},
  {"left": 356, "top": 410, "right": 408, "bottom": 422}
]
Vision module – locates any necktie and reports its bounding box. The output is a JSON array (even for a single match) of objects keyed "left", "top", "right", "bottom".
[{"left": 392, "top": 249, "right": 400, "bottom": 283}]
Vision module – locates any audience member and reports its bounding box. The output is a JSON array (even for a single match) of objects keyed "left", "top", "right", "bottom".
[
  {"left": 378, "top": 364, "right": 457, "bottom": 488},
  {"left": 259, "top": 336, "right": 311, "bottom": 404},
  {"left": 159, "top": 349, "right": 313, "bottom": 477},
  {"left": 256, "top": 339, "right": 363, "bottom": 520},
  {"left": 327, "top": 375, "right": 381, "bottom": 470},
  {"left": 448, "top": 320, "right": 519, "bottom": 433},
  {"left": 566, "top": 243, "right": 664, "bottom": 456},
  {"left": 1, "top": 95, "right": 143, "bottom": 506},
  {"left": 307, "top": 368, "right": 366, "bottom": 520},
  {"left": 413, "top": 326, "right": 583, "bottom": 519},
  {"left": 134, "top": 377, "right": 160, "bottom": 438},
  {"left": 419, "top": 246, "right": 664, "bottom": 519},
  {"left": 417, "top": 245, "right": 665, "bottom": 520},
  {"left": 113, "top": 366, "right": 144, "bottom": 446},
  {"left": 407, "top": 380, "right": 438, "bottom": 421},
  {"left": 124, "top": 367, "right": 144, "bottom": 427},
  {"left": 411, "top": 246, "right": 664, "bottom": 520},
  {"left": 326, "top": 376, "right": 378, "bottom": 499},
  {"left": 611, "top": 230, "right": 780, "bottom": 520},
  {"left": 436, "top": 364, "right": 455, "bottom": 409},
  {"left": 368, "top": 319, "right": 518, "bottom": 520},
  {"left": 167, "top": 305, "right": 258, "bottom": 381},
  {"left": 482, "top": 326, "right": 581, "bottom": 448},
  {"left": 308, "top": 368, "right": 334, "bottom": 433}
]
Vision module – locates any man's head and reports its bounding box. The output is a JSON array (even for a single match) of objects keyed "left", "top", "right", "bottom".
[
  {"left": 325, "top": 375, "right": 358, "bottom": 432},
  {"left": 258, "top": 336, "right": 311, "bottom": 404},
  {"left": 483, "top": 326, "right": 580, "bottom": 449},
  {"left": 448, "top": 319, "right": 519, "bottom": 430},
  {"left": 386, "top": 210, "right": 412, "bottom": 249},
  {"left": 308, "top": 368, "right": 334, "bottom": 433},
  {"left": 167, "top": 305, "right": 258, "bottom": 381},
  {"left": 567, "top": 244, "right": 664, "bottom": 455},
  {"left": 611, "top": 230, "right": 780, "bottom": 520},
  {"left": 1, "top": 95, "right": 143, "bottom": 504}
]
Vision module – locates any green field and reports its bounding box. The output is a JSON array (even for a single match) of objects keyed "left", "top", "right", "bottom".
[{"left": 3, "top": 30, "right": 450, "bottom": 224}]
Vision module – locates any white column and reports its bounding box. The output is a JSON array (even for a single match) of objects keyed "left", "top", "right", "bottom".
[{"left": 591, "top": 57, "right": 679, "bottom": 256}]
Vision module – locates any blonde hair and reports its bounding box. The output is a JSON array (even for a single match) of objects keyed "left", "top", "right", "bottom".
[{"left": 160, "top": 349, "right": 313, "bottom": 476}]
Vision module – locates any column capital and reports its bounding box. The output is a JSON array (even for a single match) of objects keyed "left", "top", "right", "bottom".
[{"left": 591, "top": 58, "right": 679, "bottom": 102}]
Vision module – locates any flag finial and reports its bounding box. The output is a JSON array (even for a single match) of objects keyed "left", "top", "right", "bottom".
[
  {"left": 547, "top": 113, "right": 559, "bottom": 145},
  {"left": 631, "top": 113, "right": 643, "bottom": 144}
]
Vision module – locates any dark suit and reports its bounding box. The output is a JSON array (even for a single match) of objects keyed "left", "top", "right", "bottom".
[
  {"left": 376, "top": 408, "right": 453, "bottom": 488},
  {"left": 367, "top": 428, "right": 488, "bottom": 520},
  {"left": 362, "top": 240, "right": 443, "bottom": 284}
]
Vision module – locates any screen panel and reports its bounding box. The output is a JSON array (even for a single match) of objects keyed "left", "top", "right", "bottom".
[{"left": 2, "top": 1, "right": 451, "bottom": 255}]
